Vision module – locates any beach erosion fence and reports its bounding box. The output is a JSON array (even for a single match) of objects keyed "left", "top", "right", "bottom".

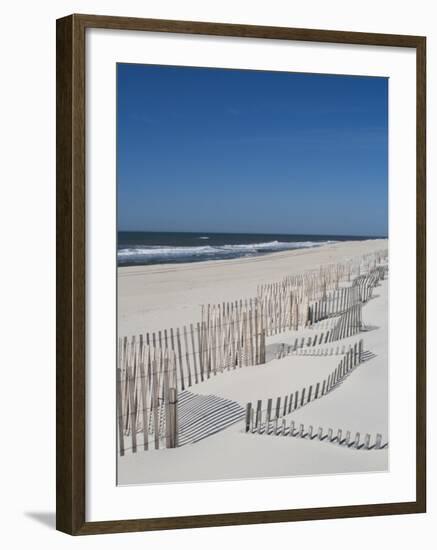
[
  {"left": 258, "top": 263, "right": 387, "bottom": 335},
  {"left": 117, "top": 343, "right": 179, "bottom": 455},
  {"left": 115, "top": 304, "right": 355, "bottom": 455},
  {"left": 117, "top": 251, "right": 388, "bottom": 455},
  {"left": 117, "top": 310, "right": 267, "bottom": 454},
  {"left": 245, "top": 339, "right": 364, "bottom": 434},
  {"left": 245, "top": 419, "right": 387, "bottom": 452},
  {"left": 243, "top": 340, "right": 388, "bottom": 450}
]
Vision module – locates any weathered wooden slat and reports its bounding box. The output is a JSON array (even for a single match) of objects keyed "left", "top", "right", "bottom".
[
  {"left": 127, "top": 367, "right": 137, "bottom": 453},
  {"left": 116, "top": 368, "right": 125, "bottom": 456},
  {"left": 138, "top": 355, "right": 149, "bottom": 451},
  {"left": 183, "top": 326, "right": 192, "bottom": 387}
]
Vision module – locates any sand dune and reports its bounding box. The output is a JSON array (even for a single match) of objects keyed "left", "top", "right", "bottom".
[{"left": 117, "top": 239, "right": 388, "bottom": 485}]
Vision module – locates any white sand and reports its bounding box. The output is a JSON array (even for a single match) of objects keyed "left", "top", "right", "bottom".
[
  {"left": 118, "top": 239, "right": 387, "bottom": 336},
  {"left": 119, "top": 429, "right": 388, "bottom": 486},
  {"left": 117, "top": 239, "right": 388, "bottom": 485},
  {"left": 289, "top": 280, "right": 388, "bottom": 436}
]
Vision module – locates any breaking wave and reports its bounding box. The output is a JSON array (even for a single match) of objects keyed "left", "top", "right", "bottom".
[{"left": 117, "top": 240, "right": 337, "bottom": 265}]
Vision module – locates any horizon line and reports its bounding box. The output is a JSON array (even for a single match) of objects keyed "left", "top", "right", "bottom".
[{"left": 117, "top": 229, "right": 388, "bottom": 239}]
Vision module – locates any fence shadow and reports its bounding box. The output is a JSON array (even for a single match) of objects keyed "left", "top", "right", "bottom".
[
  {"left": 178, "top": 391, "right": 245, "bottom": 446},
  {"left": 360, "top": 350, "right": 377, "bottom": 362},
  {"left": 361, "top": 324, "right": 379, "bottom": 333}
]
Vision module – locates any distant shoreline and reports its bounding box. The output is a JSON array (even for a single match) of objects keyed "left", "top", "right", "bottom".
[
  {"left": 117, "top": 232, "right": 387, "bottom": 268},
  {"left": 117, "top": 238, "right": 387, "bottom": 272},
  {"left": 117, "top": 239, "right": 388, "bottom": 336}
]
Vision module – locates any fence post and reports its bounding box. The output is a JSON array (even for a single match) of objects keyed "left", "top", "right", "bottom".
[
  {"left": 245, "top": 403, "right": 252, "bottom": 433},
  {"left": 168, "top": 387, "right": 178, "bottom": 448},
  {"left": 288, "top": 393, "right": 293, "bottom": 413},
  {"left": 275, "top": 397, "right": 281, "bottom": 418},
  {"left": 266, "top": 398, "right": 273, "bottom": 427},
  {"left": 375, "top": 433, "right": 382, "bottom": 449},
  {"left": 255, "top": 400, "right": 262, "bottom": 429},
  {"left": 283, "top": 395, "right": 288, "bottom": 416},
  {"left": 300, "top": 387, "right": 306, "bottom": 407},
  {"left": 307, "top": 385, "right": 313, "bottom": 403}
]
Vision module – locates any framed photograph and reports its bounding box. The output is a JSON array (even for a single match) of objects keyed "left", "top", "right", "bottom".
[{"left": 56, "top": 14, "right": 426, "bottom": 535}]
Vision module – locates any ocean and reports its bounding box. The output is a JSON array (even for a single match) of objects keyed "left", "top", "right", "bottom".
[{"left": 117, "top": 231, "right": 382, "bottom": 267}]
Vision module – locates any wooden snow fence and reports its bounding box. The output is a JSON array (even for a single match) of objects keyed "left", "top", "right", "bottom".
[
  {"left": 116, "top": 252, "right": 388, "bottom": 456},
  {"left": 117, "top": 340, "right": 179, "bottom": 455},
  {"left": 117, "top": 310, "right": 267, "bottom": 455},
  {"left": 275, "top": 249, "right": 388, "bottom": 302},
  {"left": 245, "top": 339, "right": 365, "bottom": 434},
  {"left": 352, "top": 265, "right": 387, "bottom": 302},
  {"left": 275, "top": 302, "right": 363, "bottom": 361},
  {"left": 306, "top": 285, "right": 361, "bottom": 326},
  {"left": 328, "top": 303, "right": 363, "bottom": 341},
  {"left": 200, "top": 301, "right": 267, "bottom": 370},
  {"left": 317, "top": 265, "right": 386, "bottom": 325},
  {"left": 247, "top": 418, "right": 387, "bottom": 451},
  {"left": 256, "top": 286, "right": 308, "bottom": 334},
  {"left": 258, "top": 282, "right": 361, "bottom": 334},
  {"left": 258, "top": 262, "right": 385, "bottom": 335}
]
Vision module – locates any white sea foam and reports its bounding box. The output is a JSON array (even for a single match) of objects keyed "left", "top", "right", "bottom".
[{"left": 117, "top": 240, "right": 338, "bottom": 263}]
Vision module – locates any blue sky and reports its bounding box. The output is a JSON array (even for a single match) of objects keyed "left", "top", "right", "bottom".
[{"left": 117, "top": 63, "right": 388, "bottom": 236}]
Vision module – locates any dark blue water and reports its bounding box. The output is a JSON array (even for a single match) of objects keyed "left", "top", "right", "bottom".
[{"left": 117, "top": 231, "right": 383, "bottom": 267}]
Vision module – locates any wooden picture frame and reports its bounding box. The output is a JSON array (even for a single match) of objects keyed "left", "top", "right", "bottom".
[{"left": 56, "top": 13, "right": 426, "bottom": 535}]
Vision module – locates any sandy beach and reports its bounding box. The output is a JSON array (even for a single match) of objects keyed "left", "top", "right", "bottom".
[
  {"left": 118, "top": 239, "right": 388, "bottom": 337},
  {"left": 117, "top": 239, "right": 389, "bottom": 485}
]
